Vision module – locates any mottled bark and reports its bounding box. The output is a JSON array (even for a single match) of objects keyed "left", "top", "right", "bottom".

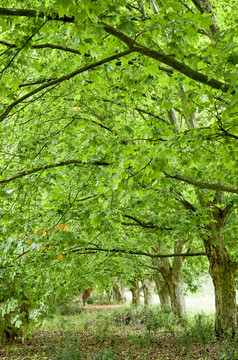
[
  {"left": 167, "top": 108, "right": 180, "bottom": 133},
  {"left": 201, "top": 201, "right": 237, "bottom": 336},
  {"left": 82, "top": 287, "right": 93, "bottom": 306},
  {"left": 129, "top": 279, "right": 141, "bottom": 306},
  {"left": 186, "top": 112, "right": 197, "bottom": 130},
  {"left": 142, "top": 279, "right": 155, "bottom": 307},
  {"left": 191, "top": 0, "right": 220, "bottom": 35},
  {"left": 170, "top": 241, "right": 186, "bottom": 317},
  {"left": 181, "top": 86, "right": 197, "bottom": 130},
  {"left": 206, "top": 241, "right": 237, "bottom": 336},
  {"left": 113, "top": 282, "right": 125, "bottom": 304},
  {"left": 146, "top": 0, "right": 159, "bottom": 14},
  {"left": 153, "top": 241, "right": 186, "bottom": 317},
  {"left": 154, "top": 273, "right": 170, "bottom": 306}
]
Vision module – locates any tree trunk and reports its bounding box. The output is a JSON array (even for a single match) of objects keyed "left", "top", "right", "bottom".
[
  {"left": 199, "top": 196, "right": 237, "bottom": 336},
  {"left": 105, "top": 289, "right": 112, "bottom": 302},
  {"left": 82, "top": 287, "right": 93, "bottom": 306},
  {"left": 141, "top": 279, "right": 155, "bottom": 307},
  {"left": 204, "top": 236, "right": 237, "bottom": 336},
  {"left": 167, "top": 108, "right": 180, "bottom": 133},
  {"left": 152, "top": 241, "right": 186, "bottom": 317},
  {"left": 129, "top": 279, "right": 141, "bottom": 306},
  {"left": 113, "top": 282, "right": 125, "bottom": 304},
  {"left": 166, "top": 269, "right": 186, "bottom": 318},
  {"left": 154, "top": 273, "right": 170, "bottom": 306}
]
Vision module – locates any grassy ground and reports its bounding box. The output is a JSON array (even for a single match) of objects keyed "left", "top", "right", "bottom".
[
  {"left": 1, "top": 281, "right": 237, "bottom": 360},
  {"left": 0, "top": 302, "right": 224, "bottom": 360},
  {"left": 185, "top": 278, "right": 215, "bottom": 314}
]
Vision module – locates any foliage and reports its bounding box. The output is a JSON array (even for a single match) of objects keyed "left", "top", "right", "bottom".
[
  {"left": 1, "top": 306, "right": 221, "bottom": 359},
  {"left": 46, "top": 331, "right": 81, "bottom": 360},
  {"left": 92, "top": 312, "right": 112, "bottom": 344},
  {"left": 145, "top": 305, "right": 177, "bottom": 334},
  {"left": 176, "top": 312, "right": 215, "bottom": 348},
  {"left": 128, "top": 332, "right": 158, "bottom": 348},
  {"left": 220, "top": 333, "right": 238, "bottom": 360},
  {"left": 0, "top": 0, "right": 237, "bottom": 338},
  {"left": 91, "top": 349, "right": 119, "bottom": 360}
]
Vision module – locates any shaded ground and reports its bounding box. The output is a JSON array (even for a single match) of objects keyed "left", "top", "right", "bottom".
[
  {"left": 0, "top": 304, "right": 223, "bottom": 360},
  {"left": 0, "top": 328, "right": 220, "bottom": 360}
]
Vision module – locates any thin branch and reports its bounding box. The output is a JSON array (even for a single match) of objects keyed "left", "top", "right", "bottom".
[
  {"left": 128, "top": 160, "right": 152, "bottom": 179},
  {"left": 33, "top": 43, "right": 82, "bottom": 54},
  {"left": 0, "top": 48, "right": 134, "bottom": 122},
  {"left": 0, "top": 21, "right": 46, "bottom": 75},
  {"left": 0, "top": 40, "right": 84, "bottom": 55},
  {"left": 69, "top": 246, "right": 206, "bottom": 258},
  {"left": 19, "top": 77, "right": 57, "bottom": 88},
  {"left": 218, "top": 126, "right": 238, "bottom": 140},
  {"left": 123, "top": 214, "right": 173, "bottom": 230},
  {"left": 135, "top": 107, "right": 169, "bottom": 125},
  {"left": 79, "top": 102, "right": 112, "bottom": 131},
  {"left": 178, "top": 0, "right": 196, "bottom": 13}
]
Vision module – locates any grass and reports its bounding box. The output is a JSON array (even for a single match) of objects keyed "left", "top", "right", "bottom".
[
  {"left": 30, "top": 304, "right": 220, "bottom": 360},
  {"left": 1, "top": 280, "right": 234, "bottom": 360},
  {"left": 185, "top": 277, "right": 215, "bottom": 314},
  {"left": 0, "top": 305, "right": 223, "bottom": 360}
]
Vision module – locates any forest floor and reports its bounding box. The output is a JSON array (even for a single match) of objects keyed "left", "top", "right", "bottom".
[
  {"left": 0, "top": 327, "right": 220, "bottom": 360},
  {"left": 0, "top": 303, "right": 228, "bottom": 360}
]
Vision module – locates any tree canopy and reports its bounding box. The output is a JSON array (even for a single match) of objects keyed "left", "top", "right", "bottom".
[{"left": 0, "top": 0, "right": 237, "bottom": 337}]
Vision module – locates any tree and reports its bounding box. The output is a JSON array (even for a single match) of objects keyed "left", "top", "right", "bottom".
[{"left": 0, "top": 0, "right": 237, "bottom": 336}]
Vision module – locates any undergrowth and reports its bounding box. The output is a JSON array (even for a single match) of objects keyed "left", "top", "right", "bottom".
[
  {"left": 176, "top": 312, "right": 215, "bottom": 349},
  {"left": 220, "top": 333, "right": 238, "bottom": 360},
  {"left": 31, "top": 304, "right": 228, "bottom": 359}
]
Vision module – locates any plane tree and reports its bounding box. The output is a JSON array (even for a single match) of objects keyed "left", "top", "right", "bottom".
[{"left": 0, "top": 0, "right": 237, "bottom": 337}]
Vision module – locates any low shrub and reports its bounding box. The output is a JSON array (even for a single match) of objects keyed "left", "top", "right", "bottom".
[
  {"left": 145, "top": 305, "right": 177, "bottom": 334},
  {"left": 176, "top": 312, "right": 215, "bottom": 348}
]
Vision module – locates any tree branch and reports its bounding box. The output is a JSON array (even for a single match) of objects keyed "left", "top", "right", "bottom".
[
  {"left": 0, "top": 40, "right": 84, "bottom": 55},
  {"left": 135, "top": 107, "right": 169, "bottom": 125},
  {"left": 0, "top": 7, "right": 75, "bottom": 22},
  {"left": 175, "top": 192, "right": 197, "bottom": 212},
  {"left": 69, "top": 246, "right": 206, "bottom": 258},
  {"left": 0, "top": 7, "right": 231, "bottom": 93},
  {"left": 0, "top": 159, "right": 109, "bottom": 185},
  {"left": 32, "top": 43, "right": 82, "bottom": 54},
  {"left": 164, "top": 172, "right": 238, "bottom": 194},
  {"left": 0, "top": 21, "right": 46, "bottom": 75},
  {"left": 190, "top": 0, "right": 220, "bottom": 35},
  {"left": 123, "top": 214, "right": 173, "bottom": 230},
  {"left": 101, "top": 22, "right": 230, "bottom": 92},
  {"left": 0, "top": 48, "right": 134, "bottom": 122}
]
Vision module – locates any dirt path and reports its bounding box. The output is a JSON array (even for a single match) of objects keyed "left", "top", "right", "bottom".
[{"left": 82, "top": 304, "right": 125, "bottom": 311}]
